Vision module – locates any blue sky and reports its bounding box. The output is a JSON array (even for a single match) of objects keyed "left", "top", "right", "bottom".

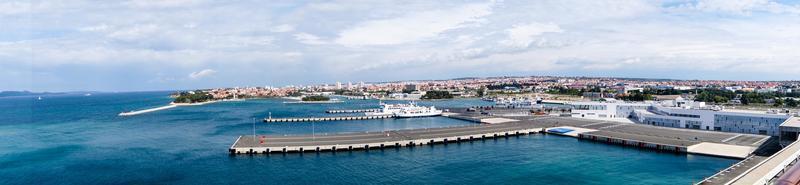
[{"left": 2, "top": 0, "right": 800, "bottom": 92}]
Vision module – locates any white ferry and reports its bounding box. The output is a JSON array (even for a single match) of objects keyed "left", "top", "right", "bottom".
[
  {"left": 366, "top": 101, "right": 443, "bottom": 118},
  {"left": 494, "top": 97, "right": 543, "bottom": 108},
  {"left": 393, "top": 105, "right": 443, "bottom": 118}
]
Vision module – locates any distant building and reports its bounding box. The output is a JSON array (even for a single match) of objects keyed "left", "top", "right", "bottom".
[
  {"left": 404, "top": 84, "right": 419, "bottom": 92},
  {"left": 618, "top": 86, "right": 643, "bottom": 94},
  {"left": 571, "top": 100, "right": 650, "bottom": 119}
]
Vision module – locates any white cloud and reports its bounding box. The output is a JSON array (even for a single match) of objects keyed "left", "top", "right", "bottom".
[
  {"left": 189, "top": 69, "right": 216, "bottom": 79},
  {"left": 78, "top": 24, "right": 111, "bottom": 32},
  {"left": 293, "top": 33, "right": 326, "bottom": 45},
  {"left": 284, "top": 52, "right": 303, "bottom": 57},
  {"left": 501, "top": 22, "right": 563, "bottom": 48},
  {"left": 3, "top": 0, "right": 800, "bottom": 91},
  {"left": 694, "top": 0, "right": 769, "bottom": 14},
  {"left": 671, "top": 0, "right": 800, "bottom": 15},
  {"left": 334, "top": 2, "right": 494, "bottom": 46},
  {"left": 107, "top": 24, "right": 160, "bottom": 41},
  {"left": 270, "top": 24, "right": 294, "bottom": 33},
  {"left": 125, "top": 0, "right": 203, "bottom": 8}
]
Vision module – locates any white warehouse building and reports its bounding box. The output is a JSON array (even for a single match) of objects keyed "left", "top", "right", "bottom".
[{"left": 570, "top": 98, "right": 794, "bottom": 136}]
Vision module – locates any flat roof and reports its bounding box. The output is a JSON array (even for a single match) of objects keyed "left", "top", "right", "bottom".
[
  {"left": 658, "top": 106, "right": 791, "bottom": 117},
  {"left": 780, "top": 117, "right": 800, "bottom": 128}
]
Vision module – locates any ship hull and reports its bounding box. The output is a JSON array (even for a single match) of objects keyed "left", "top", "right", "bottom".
[{"left": 393, "top": 111, "right": 443, "bottom": 118}]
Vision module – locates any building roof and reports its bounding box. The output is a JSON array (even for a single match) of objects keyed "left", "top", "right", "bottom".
[
  {"left": 780, "top": 117, "right": 800, "bottom": 128},
  {"left": 653, "top": 95, "right": 681, "bottom": 100}
]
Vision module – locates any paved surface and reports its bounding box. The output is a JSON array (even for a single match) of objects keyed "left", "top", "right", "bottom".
[
  {"left": 700, "top": 155, "right": 769, "bottom": 185},
  {"left": 546, "top": 126, "right": 597, "bottom": 137},
  {"left": 688, "top": 143, "right": 757, "bottom": 159},
  {"left": 728, "top": 139, "right": 800, "bottom": 185},
  {"left": 233, "top": 120, "right": 547, "bottom": 149},
  {"left": 234, "top": 111, "right": 769, "bottom": 156},
  {"left": 481, "top": 118, "right": 519, "bottom": 124}
]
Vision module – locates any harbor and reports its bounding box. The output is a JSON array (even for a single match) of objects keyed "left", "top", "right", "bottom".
[
  {"left": 233, "top": 112, "right": 771, "bottom": 159},
  {"left": 3, "top": 92, "right": 769, "bottom": 185},
  {"left": 228, "top": 98, "right": 800, "bottom": 184}
]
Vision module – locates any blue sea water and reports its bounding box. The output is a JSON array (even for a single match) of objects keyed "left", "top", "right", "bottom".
[{"left": 0, "top": 91, "right": 736, "bottom": 185}]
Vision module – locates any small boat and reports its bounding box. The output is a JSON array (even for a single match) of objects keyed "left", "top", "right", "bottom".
[{"left": 37, "top": 96, "right": 42, "bottom": 100}]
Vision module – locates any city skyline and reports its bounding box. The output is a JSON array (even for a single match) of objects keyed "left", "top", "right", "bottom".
[{"left": 3, "top": 0, "right": 800, "bottom": 92}]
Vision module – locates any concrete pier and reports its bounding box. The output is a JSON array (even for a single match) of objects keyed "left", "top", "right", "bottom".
[
  {"left": 230, "top": 122, "right": 545, "bottom": 154},
  {"left": 325, "top": 109, "right": 380, "bottom": 114},
  {"left": 239, "top": 111, "right": 770, "bottom": 159},
  {"left": 264, "top": 115, "right": 395, "bottom": 123}
]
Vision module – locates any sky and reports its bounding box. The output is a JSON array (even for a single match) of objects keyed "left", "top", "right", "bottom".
[{"left": 1, "top": 0, "right": 799, "bottom": 92}]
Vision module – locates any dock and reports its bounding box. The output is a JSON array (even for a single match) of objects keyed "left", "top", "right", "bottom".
[
  {"left": 325, "top": 109, "right": 380, "bottom": 114},
  {"left": 230, "top": 121, "right": 544, "bottom": 154},
  {"left": 234, "top": 113, "right": 770, "bottom": 157},
  {"left": 264, "top": 115, "right": 395, "bottom": 122}
]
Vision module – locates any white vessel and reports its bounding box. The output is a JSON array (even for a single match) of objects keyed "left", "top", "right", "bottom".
[
  {"left": 367, "top": 101, "right": 442, "bottom": 118},
  {"left": 494, "top": 97, "right": 542, "bottom": 108},
  {"left": 393, "top": 105, "right": 443, "bottom": 118},
  {"left": 365, "top": 101, "right": 412, "bottom": 116}
]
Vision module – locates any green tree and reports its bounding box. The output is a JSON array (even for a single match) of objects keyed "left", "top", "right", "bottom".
[
  {"left": 713, "top": 96, "right": 729, "bottom": 103},
  {"left": 422, "top": 91, "right": 454, "bottom": 99},
  {"left": 173, "top": 91, "right": 214, "bottom": 103},
  {"left": 302, "top": 95, "right": 330, "bottom": 101},
  {"left": 774, "top": 98, "right": 784, "bottom": 107},
  {"left": 787, "top": 99, "right": 799, "bottom": 107}
]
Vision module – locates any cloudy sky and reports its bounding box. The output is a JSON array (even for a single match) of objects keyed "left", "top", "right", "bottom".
[{"left": 2, "top": 0, "right": 799, "bottom": 92}]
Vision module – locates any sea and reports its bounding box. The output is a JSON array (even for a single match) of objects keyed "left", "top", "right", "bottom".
[{"left": 0, "top": 91, "right": 736, "bottom": 185}]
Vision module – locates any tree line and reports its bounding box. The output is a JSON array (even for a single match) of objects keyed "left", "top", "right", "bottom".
[
  {"left": 173, "top": 91, "right": 214, "bottom": 103},
  {"left": 422, "top": 91, "right": 454, "bottom": 99}
]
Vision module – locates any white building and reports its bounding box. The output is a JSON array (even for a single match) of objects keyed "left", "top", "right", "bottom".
[
  {"left": 570, "top": 100, "right": 650, "bottom": 119},
  {"left": 571, "top": 98, "right": 793, "bottom": 136}
]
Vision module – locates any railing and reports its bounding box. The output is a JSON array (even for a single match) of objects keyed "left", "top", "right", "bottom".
[
  {"left": 726, "top": 140, "right": 800, "bottom": 185},
  {"left": 753, "top": 141, "right": 800, "bottom": 185}
]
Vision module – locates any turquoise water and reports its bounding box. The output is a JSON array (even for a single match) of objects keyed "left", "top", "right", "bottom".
[{"left": 0, "top": 91, "right": 736, "bottom": 184}]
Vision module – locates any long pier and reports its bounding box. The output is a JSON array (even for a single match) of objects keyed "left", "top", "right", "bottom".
[
  {"left": 230, "top": 121, "right": 544, "bottom": 154},
  {"left": 238, "top": 114, "right": 770, "bottom": 158},
  {"left": 325, "top": 109, "right": 380, "bottom": 114},
  {"left": 264, "top": 115, "right": 395, "bottom": 123}
]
